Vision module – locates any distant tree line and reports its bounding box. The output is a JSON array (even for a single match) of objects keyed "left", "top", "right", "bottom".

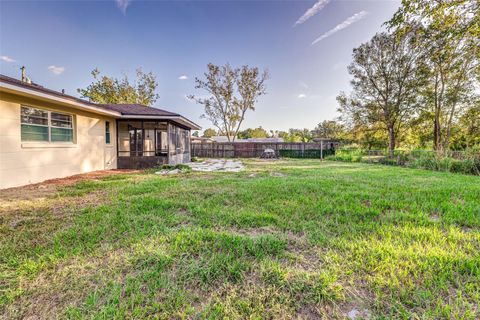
[{"left": 199, "top": 120, "right": 347, "bottom": 143}]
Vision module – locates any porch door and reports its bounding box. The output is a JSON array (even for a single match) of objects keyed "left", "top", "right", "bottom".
[
  {"left": 155, "top": 129, "right": 162, "bottom": 155},
  {"left": 129, "top": 127, "right": 143, "bottom": 156}
]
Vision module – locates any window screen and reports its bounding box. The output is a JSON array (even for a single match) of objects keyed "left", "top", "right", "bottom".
[
  {"left": 105, "top": 121, "right": 111, "bottom": 144},
  {"left": 21, "top": 106, "right": 74, "bottom": 142}
]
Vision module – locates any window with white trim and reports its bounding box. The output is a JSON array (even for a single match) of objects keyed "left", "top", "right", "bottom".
[{"left": 21, "top": 106, "right": 74, "bottom": 142}]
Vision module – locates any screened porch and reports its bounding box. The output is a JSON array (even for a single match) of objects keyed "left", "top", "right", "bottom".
[{"left": 117, "top": 120, "right": 191, "bottom": 169}]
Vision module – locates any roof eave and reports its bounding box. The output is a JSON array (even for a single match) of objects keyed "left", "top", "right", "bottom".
[
  {"left": 120, "top": 114, "right": 201, "bottom": 130},
  {"left": 0, "top": 81, "right": 121, "bottom": 118},
  {"left": 0, "top": 79, "right": 201, "bottom": 130}
]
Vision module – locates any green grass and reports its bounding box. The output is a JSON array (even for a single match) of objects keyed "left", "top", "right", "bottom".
[{"left": 1, "top": 159, "right": 479, "bottom": 319}]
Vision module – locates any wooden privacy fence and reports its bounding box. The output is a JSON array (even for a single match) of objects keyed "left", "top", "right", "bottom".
[{"left": 191, "top": 142, "right": 337, "bottom": 159}]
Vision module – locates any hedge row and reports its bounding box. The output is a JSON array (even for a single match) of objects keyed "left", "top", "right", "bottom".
[{"left": 279, "top": 149, "right": 336, "bottom": 159}]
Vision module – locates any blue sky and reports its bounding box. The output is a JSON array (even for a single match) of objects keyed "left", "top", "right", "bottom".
[{"left": 0, "top": 0, "right": 400, "bottom": 132}]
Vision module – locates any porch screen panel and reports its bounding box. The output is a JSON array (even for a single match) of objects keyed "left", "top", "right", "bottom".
[
  {"left": 160, "top": 131, "right": 168, "bottom": 152},
  {"left": 143, "top": 122, "right": 156, "bottom": 156},
  {"left": 185, "top": 130, "right": 191, "bottom": 154},
  {"left": 154, "top": 122, "right": 168, "bottom": 154},
  {"left": 118, "top": 122, "right": 130, "bottom": 156},
  {"left": 132, "top": 128, "right": 143, "bottom": 156},
  {"left": 176, "top": 127, "right": 182, "bottom": 152},
  {"left": 179, "top": 128, "right": 185, "bottom": 153},
  {"left": 168, "top": 123, "right": 177, "bottom": 155}
]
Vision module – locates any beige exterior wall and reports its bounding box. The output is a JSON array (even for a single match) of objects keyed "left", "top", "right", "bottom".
[{"left": 0, "top": 92, "right": 117, "bottom": 189}]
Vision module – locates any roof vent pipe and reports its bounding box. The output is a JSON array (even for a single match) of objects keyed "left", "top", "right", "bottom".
[{"left": 20, "top": 66, "right": 26, "bottom": 82}]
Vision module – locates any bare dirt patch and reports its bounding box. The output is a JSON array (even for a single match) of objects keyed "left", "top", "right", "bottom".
[
  {"left": 227, "top": 225, "right": 281, "bottom": 237},
  {"left": 0, "top": 169, "right": 139, "bottom": 203},
  {"left": 429, "top": 214, "right": 440, "bottom": 223}
]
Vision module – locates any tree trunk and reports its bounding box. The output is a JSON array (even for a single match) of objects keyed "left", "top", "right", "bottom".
[
  {"left": 388, "top": 125, "right": 395, "bottom": 158},
  {"left": 433, "top": 114, "right": 440, "bottom": 150},
  {"left": 432, "top": 70, "right": 443, "bottom": 154},
  {"left": 433, "top": 111, "right": 443, "bottom": 155}
]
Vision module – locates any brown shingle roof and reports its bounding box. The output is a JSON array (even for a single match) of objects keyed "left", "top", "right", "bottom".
[
  {"left": 0, "top": 74, "right": 99, "bottom": 108},
  {"left": 0, "top": 74, "right": 201, "bottom": 129},
  {"left": 98, "top": 104, "right": 180, "bottom": 116}
]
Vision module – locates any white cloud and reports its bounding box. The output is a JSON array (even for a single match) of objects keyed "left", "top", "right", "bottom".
[
  {"left": 294, "top": 0, "right": 330, "bottom": 26},
  {"left": 48, "top": 65, "right": 65, "bottom": 75},
  {"left": 298, "top": 93, "right": 307, "bottom": 98},
  {"left": 116, "top": 0, "right": 132, "bottom": 14},
  {"left": 0, "top": 55, "right": 15, "bottom": 63},
  {"left": 312, "top": 11, "right": 368, "bottom": 45},
  {"left": 178, "top": 75, "right": 188, "bottom": 80}
]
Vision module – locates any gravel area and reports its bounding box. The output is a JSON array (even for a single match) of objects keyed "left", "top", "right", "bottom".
[{"left": 187, "top": 159, "right": 244, "bottom": 172}]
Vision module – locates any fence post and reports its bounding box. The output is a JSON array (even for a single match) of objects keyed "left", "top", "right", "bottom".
[{"left": 320, "top": 140, "right": 323, "bottom": 160}]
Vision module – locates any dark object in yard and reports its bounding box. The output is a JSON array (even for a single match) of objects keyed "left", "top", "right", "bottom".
[{"left": 260, "top": 148, "right": 277, "bottom": 159}]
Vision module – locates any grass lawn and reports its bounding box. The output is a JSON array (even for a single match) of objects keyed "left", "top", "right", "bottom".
[{"left": 1, "top": 159, "right": 479, "bottom": 319}]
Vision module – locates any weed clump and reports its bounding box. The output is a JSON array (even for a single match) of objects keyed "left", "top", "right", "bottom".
[{"left": 160, "top": 164, "right": 192, "bottom": 171}]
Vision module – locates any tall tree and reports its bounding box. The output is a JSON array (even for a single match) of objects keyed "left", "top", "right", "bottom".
[
  {"left": 284, "top": 129, "right": 313, "bottom": 143},
  {"left": 190, "top": 63, "right": 268, "bottom": 142},
  {"left": 457, "top": 103, "right": 480, "bottom": 148},
  {"left": 78, "top": 68, "right": 159, "bottom": 105},
  {"left": 338, "top": 31, "right": 421, "bottom": 157},
  {"left": 389, "top": 0, "right": 479, "bottom": 40},
  {"left": 312, "top": 120, "right": 346, "bottom": 140},
  {"left": 337, "top": 95, "right": 388, "bottom": 149},
  {"left": 389, "top": 0, "right": 479, "bottom": 152},
  {"left": 202, "top": 128, "right": 217, "bottom": 138},
  {"left": 237, "top": 127, "right": 269, "bottom": 139}
]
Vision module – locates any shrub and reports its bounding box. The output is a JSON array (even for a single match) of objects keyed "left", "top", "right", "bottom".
[
  {"left": 327, "top": 147, "right": 480, "bottom": 176},
  {"left": 159, "top": 164, "right": 192, "bottom": 172},
  {"left": 408, "top": 154, "right": 440, "bottom": 171},
  {"left": 174, "top": 164, "right": 192, "bottom": 171},
  {"left": 378, "top": 158, "right": 398, "bottom": 166},
  {"left": 393, "top": 151, "right": 410, "bottom": 165},
  {"left": 450, "top": 159, "right": 480, "bottom": 175},
  {"left": 325, "top": 149, "right": 364, "bottom": 162},
  {"left": 450, "top": 159, "right": 471, "bottom": 174},
  {"left": 279, "top": 149, "right": 335, "bottom": 159}
]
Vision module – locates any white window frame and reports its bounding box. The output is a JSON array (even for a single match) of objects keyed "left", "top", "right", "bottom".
[{"left": 21, "top": 105, "right": 75, "bottom": 143}]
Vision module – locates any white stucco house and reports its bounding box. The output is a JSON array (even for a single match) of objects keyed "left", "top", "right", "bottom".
[{"left": 0, "top": 74, "right": 200, "bottom": 189}]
